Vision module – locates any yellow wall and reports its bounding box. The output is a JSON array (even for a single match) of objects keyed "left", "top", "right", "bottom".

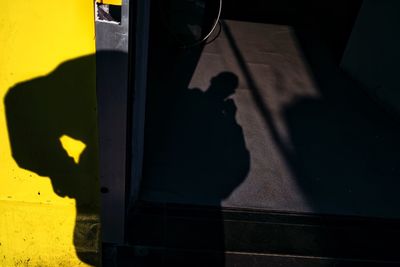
[
  {"left": 97, "top": 0, "right": 123, "bottom": 6},
  {"left": 0, "top": 1, "right": 99, "bottom": 266}
]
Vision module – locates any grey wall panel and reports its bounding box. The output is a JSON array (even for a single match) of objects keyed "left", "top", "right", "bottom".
[{"left": 96, "top": 0, "right": 130, "bottom": 244}]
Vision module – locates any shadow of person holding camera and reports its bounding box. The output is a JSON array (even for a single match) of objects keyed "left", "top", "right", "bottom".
[{"left": 4, "top": 52, "right": 121, "bottom": 265}]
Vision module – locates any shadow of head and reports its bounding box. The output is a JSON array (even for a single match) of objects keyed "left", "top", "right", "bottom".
[
  {"left": 4, "top": 50, "right": 127, "bottom": 265},
  {"left": 206, "top": 71, "right": 239, "bottom": 100},
  {"left": 4, "top": 51, "right": 126, "bottom": 201}
]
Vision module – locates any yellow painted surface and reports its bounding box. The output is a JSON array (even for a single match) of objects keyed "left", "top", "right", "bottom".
[
  {"left": 0, "top": 201, "right": 79, "bottom": 266},
  {"left": 60, "top": 135, "right": 87, "bottom": 164},
  {"left": 96, "top": 0, "right": 122, "bottom": 6},
  {"left": 0, "top": 1, "right": 99, "bottom": 266}
]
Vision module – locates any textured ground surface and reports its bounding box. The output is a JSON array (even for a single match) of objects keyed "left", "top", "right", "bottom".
[{"left": 141, "top": 20, "right": 400, "bottom": 218}]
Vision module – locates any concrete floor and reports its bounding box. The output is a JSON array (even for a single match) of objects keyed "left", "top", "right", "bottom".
[{"left": 141, "top": 20, "right": 400, "bottom": 218}]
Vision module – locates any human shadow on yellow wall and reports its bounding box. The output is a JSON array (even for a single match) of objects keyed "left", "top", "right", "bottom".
[{"left": 4, "top": 53, "right": 110, "bottom": 265}]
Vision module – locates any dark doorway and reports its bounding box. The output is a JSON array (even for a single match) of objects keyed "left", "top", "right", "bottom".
[{"left": 127, "top": 1, "right": 400, "bottom": 265}]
